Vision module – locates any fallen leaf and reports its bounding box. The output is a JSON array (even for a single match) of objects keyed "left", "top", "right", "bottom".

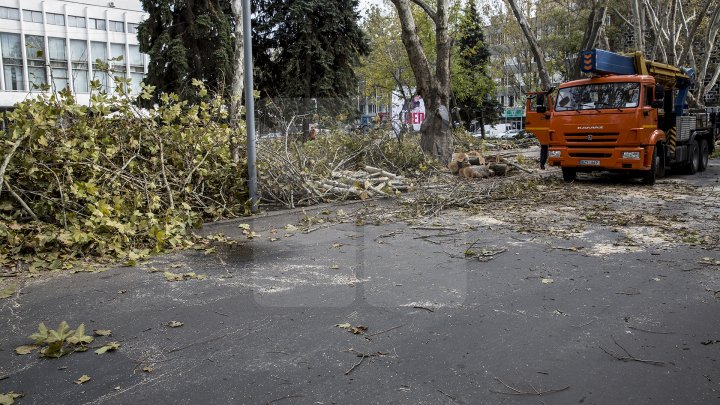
[
  {"left": 142, "top": 366, "right": 154, "bottom": 373},
  {"left": 74, "top": 375, "right": 91, "bottom": 385},
  {"left": 269, "top": 238, "right": 279, "bottom": 242},
  {"left": 331, "top": 243, "right": 343, "bottom": 248},
  {"left": 0, "top": 392, "right": 23, "bottom": 405},
  {"left": 95, "top": 342, "right": 121, "bottom": 355},
  {"left": 118, "top": 290, "right": 127, "bottom": 294},
  {"left": 93, "top": 329, "right": 112, "bottom": 336},
  {"left": 167, "top": 321, "right": 184, "bottom": 328},
  {"left": 335, "top": 323, "right": 351, "bottom": 330},
  {"left": 14, "top": 345, "right": 39, "bottom": 355},
  {"left": 541, "top": 278, "right": 554, "bottom": 284},
  {"left": 0, "top": 284, "right": 16, "bottom": 299},
  {"left": 284, "top": 224, "right": 298, "bottom": 232},
  {"left": 238, "top": 223, "right": 251, "bottom": 230},
  {"left": 330, "top": 265, "right": 340, "bottom": 270},
  {"left": 350, "top": 325, "right": 368, "bottom": 334}
]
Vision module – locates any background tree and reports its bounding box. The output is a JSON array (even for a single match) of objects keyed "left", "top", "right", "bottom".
[
  {"left": 451, "top": 0, "right": 498, "bottom": 136},
  {"left": 253, "top": 0, "right": 369, "bottom": 138},
  {"left": 138, "top": 0, "right": 235, "bottom": 101}
]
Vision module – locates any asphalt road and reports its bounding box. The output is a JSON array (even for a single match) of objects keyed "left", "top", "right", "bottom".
[{"left": 1, "top": 159, "right": 719, "bottom": 405}]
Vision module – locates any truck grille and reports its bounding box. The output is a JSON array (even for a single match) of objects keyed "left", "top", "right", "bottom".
[
  {"left": 569, "top": 152, "right": 612, "bottom": 158},
  {"left": 565, "top": 132, "right": 619, "bottom": 143}
]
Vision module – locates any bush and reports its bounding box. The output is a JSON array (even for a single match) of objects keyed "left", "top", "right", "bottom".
[{"left": 0, "top": 81, "right": 247, "bottom": 272}]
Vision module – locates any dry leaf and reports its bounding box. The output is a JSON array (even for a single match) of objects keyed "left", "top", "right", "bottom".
[
  {"left": 284, "top": 224, "right": 298, "bottom": 232},
  {"left": 330, "top": 265, "right": 340, "bottom": 270},
  {"left": 93, "top": 329, "right": 112, "bottom": 336},
  {"left": 238, "top": 223, "right": 251, "bottom": 230},
  {"left": 14, "top": 345, "right": 38, "bottom": 355},
  {"left": 74, "top": 375, "right": 91, "bottom": 385},
  {"left": 350, "top": 326, "right": 368, "bottom": 334},
  {"left": 0, "top": 392, "right": 23, "bottom": 405},
  {"left": 142, "top": 366, "right": 154, "bottom": 373},
  {"left": 335, "top": 323, "right": 351, "bottom": 329},
  {"left": 167, "top": 321, "right": 184, "bottom": 328},
  {"left": 541, "top": 278, "right": 554, "bottom": 284}
]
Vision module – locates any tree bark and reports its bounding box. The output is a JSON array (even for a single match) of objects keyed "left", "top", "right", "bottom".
[
  {"left": 631, "top": 0, "right": 644, "bottom": 52},
  {"left": 677, "top": 0, "right": 714, "bottom": 66},
  {"left": 390, "top": 0, "right": 454, "bottom": 162},
  {"left": 229, "top": 0, "right": 244, "bottom": 163},
  {"left": 505, "top": 0, "right": 552, "bottom": 90}
]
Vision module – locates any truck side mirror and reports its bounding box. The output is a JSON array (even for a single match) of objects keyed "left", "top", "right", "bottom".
[
  {"left": 650, "top": 100, "right": 663, "bottom": 108},
  {"left": 536, "top": 105, "right": 547, "bottom": 113}
]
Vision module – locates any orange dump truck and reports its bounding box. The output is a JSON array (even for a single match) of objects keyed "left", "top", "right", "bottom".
[{"left": 542, "top": 49, "right": 718, "bottom": 184}]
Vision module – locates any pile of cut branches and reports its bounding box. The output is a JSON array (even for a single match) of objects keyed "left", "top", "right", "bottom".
[
  {"left": 0, "top": 81, "right": 247, "bottom": 272},
  {"left": 257, "top": 129, "right": 434, "bottom": 208}
]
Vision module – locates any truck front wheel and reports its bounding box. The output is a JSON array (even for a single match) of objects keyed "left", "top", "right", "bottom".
[
  {"left": 642, "top": 145, "right": 658, "bottom": 185},
  {"left": 699, "top": 139, "right": 709, "bottom": 172},
  {"left": 562, "top": 167, "right": 576, "bottom": 182}
]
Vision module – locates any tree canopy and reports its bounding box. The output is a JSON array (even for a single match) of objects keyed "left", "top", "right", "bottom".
[
  {"left": 253, "top": 0, "right": 369, "bottom": 101},
  {"left": 138, "top": 0, "right": 236, "bottom": 101}
]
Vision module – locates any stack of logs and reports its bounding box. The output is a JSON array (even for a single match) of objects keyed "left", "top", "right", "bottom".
[
  {"left": 448, "top": 151, "right": 512, "bottom": 179},
  {"left": 312, "top": 166, "right": 410, "bottom": 199}
]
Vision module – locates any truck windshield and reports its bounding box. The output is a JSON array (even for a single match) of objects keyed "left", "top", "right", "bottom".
[{"left": 555, "top": 82, "right": 640, "bottom": 111}]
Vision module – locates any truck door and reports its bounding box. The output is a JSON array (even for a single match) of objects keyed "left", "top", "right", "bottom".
[
  {"left": 525, "top": 92, "right": 552, "bottom": 146},
  {"left": 642, "top": 84, "right": 659, "bottom": 141}
]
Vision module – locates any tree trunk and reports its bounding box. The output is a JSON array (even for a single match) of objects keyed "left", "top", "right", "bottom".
[
  {"left": 574, "top": 1, "right": 608, "bottom": 79},
  {"left": 390, "top": 0, "right": 454, "bottom": 162},
  {"left": 631, "top": 0, "right": 644, "bottom": 52},
  {"left": 229, "top": 0, "right": 244, "bottom": 163},
  {"left": 505, "top": 0, "right": 552, "bottom": 90}
]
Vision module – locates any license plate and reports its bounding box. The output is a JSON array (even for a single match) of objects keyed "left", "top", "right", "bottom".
[{"left": 579, "top": 160, "right": 600, "bottom": 166}]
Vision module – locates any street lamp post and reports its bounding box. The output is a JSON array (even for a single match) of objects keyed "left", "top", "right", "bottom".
[{"left": 243, "top": 0, "right": 258, "bottom": 212}]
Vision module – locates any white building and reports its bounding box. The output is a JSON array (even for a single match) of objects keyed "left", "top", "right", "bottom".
[{"left": 0, "top": 0, "right": 147, "bottom": 109}]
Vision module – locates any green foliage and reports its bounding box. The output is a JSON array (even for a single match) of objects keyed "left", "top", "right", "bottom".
[
  {"left": 29, "top": 322, "right": 94, "bottom": 358},
  {"left": 451, "top": 1, "right": 497, "bottom": 128},
  {"left": 138, "top": 0, "right": 235, "bottom": 101},
  {"left": 0, "top": 81, "right": 247, "bottom": 272},
  {"left": 254, "top": 0, "right": 369, "bottom": 100}
]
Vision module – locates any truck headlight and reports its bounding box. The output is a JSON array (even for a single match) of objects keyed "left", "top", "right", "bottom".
[
  {"left": 622, "top": 151, "right": 641, "bottom": 159},
  {"left": 549, "top": 150, "right": 561, "bottom": 158}
]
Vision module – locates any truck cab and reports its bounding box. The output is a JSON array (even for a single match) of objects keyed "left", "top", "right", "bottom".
[{"left": 546, "top": 49, "right": 715, "bottom": 184}]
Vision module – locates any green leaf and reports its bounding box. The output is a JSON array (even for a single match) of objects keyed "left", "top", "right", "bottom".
[
  {"left": 66, "top": 323, "right": 94, "bottom": 345},
  {"left": 0, "top": 284, "right": 15, "bottom": 299},
  {"left": 94, "top": 342, "right": 120, "bottom": 354},
  {"left": 93, "top": 329, "right": 112, "bottom": 336},
  {"left": 29, "top": 323, "right": 49, "bottom": 344}
]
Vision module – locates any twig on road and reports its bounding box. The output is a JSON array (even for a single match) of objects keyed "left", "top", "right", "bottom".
[
  {"left": 600, "top": 336, "right": 667, "bottom": 366},
  {"left": 364, "top": 324, "right": 404, "bottom": 339},
  {"left": 628, "top": 326, "right": 674, "bottom": 335},
  {"left": 489, "top": 377, "right": 570, "bottom": 396},
  {"left": 267, "top": 394, "right": 303, "bottom": 404}
]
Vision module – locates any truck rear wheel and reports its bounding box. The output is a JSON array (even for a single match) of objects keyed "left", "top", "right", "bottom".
[
  {"left": 562, "top": 167, "right": 576, "bottom": 182},
  {"left": 687, "top": 140, "right": 700, "bottom": 174},
  {"left": 698, "top": 139, "right": 709, "bottom": 172}
]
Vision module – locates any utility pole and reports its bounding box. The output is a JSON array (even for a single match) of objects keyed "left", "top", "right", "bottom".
[{"left": 242, "top": 0, "right": 258, "bottom": 212}]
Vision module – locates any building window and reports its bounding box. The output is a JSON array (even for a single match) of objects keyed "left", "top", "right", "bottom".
[
  {"left": 90, "top": 41, "right": 108, "bottom": 91},
  {"left": 0, "top": 7, "right": 20, "bottom": 20},
  {"left": 23, "top": 10, "right": 43, "bottom": 23},
  {"left": 109, "top": 20, "right": 125, "bottom": 32},
  {"left": 128, "top": 45, "right": 144, "bottom": 93},
  {"left": 1, "top": 33, "right": 25, "bottom": 91},
  {"left": 46, "top": 13, "right": 65, "bottom": 26},
  {"left": 127, "top": 23, "right": 139, "bottom": 34},
  {"left": 70, "top": 40, "right": 89, "bottom": 93},
  {"left": 89, "top": 18, "right": 106, "bottom": 31},
  {"left": 25, "top": 35, "right": 47, "bottom": 91},
  {"left": 48, "top": 37, "right": 68, "bottom": 91},
  {"left": 68, "top": 15, "right": 86, "bottom": 28}
]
